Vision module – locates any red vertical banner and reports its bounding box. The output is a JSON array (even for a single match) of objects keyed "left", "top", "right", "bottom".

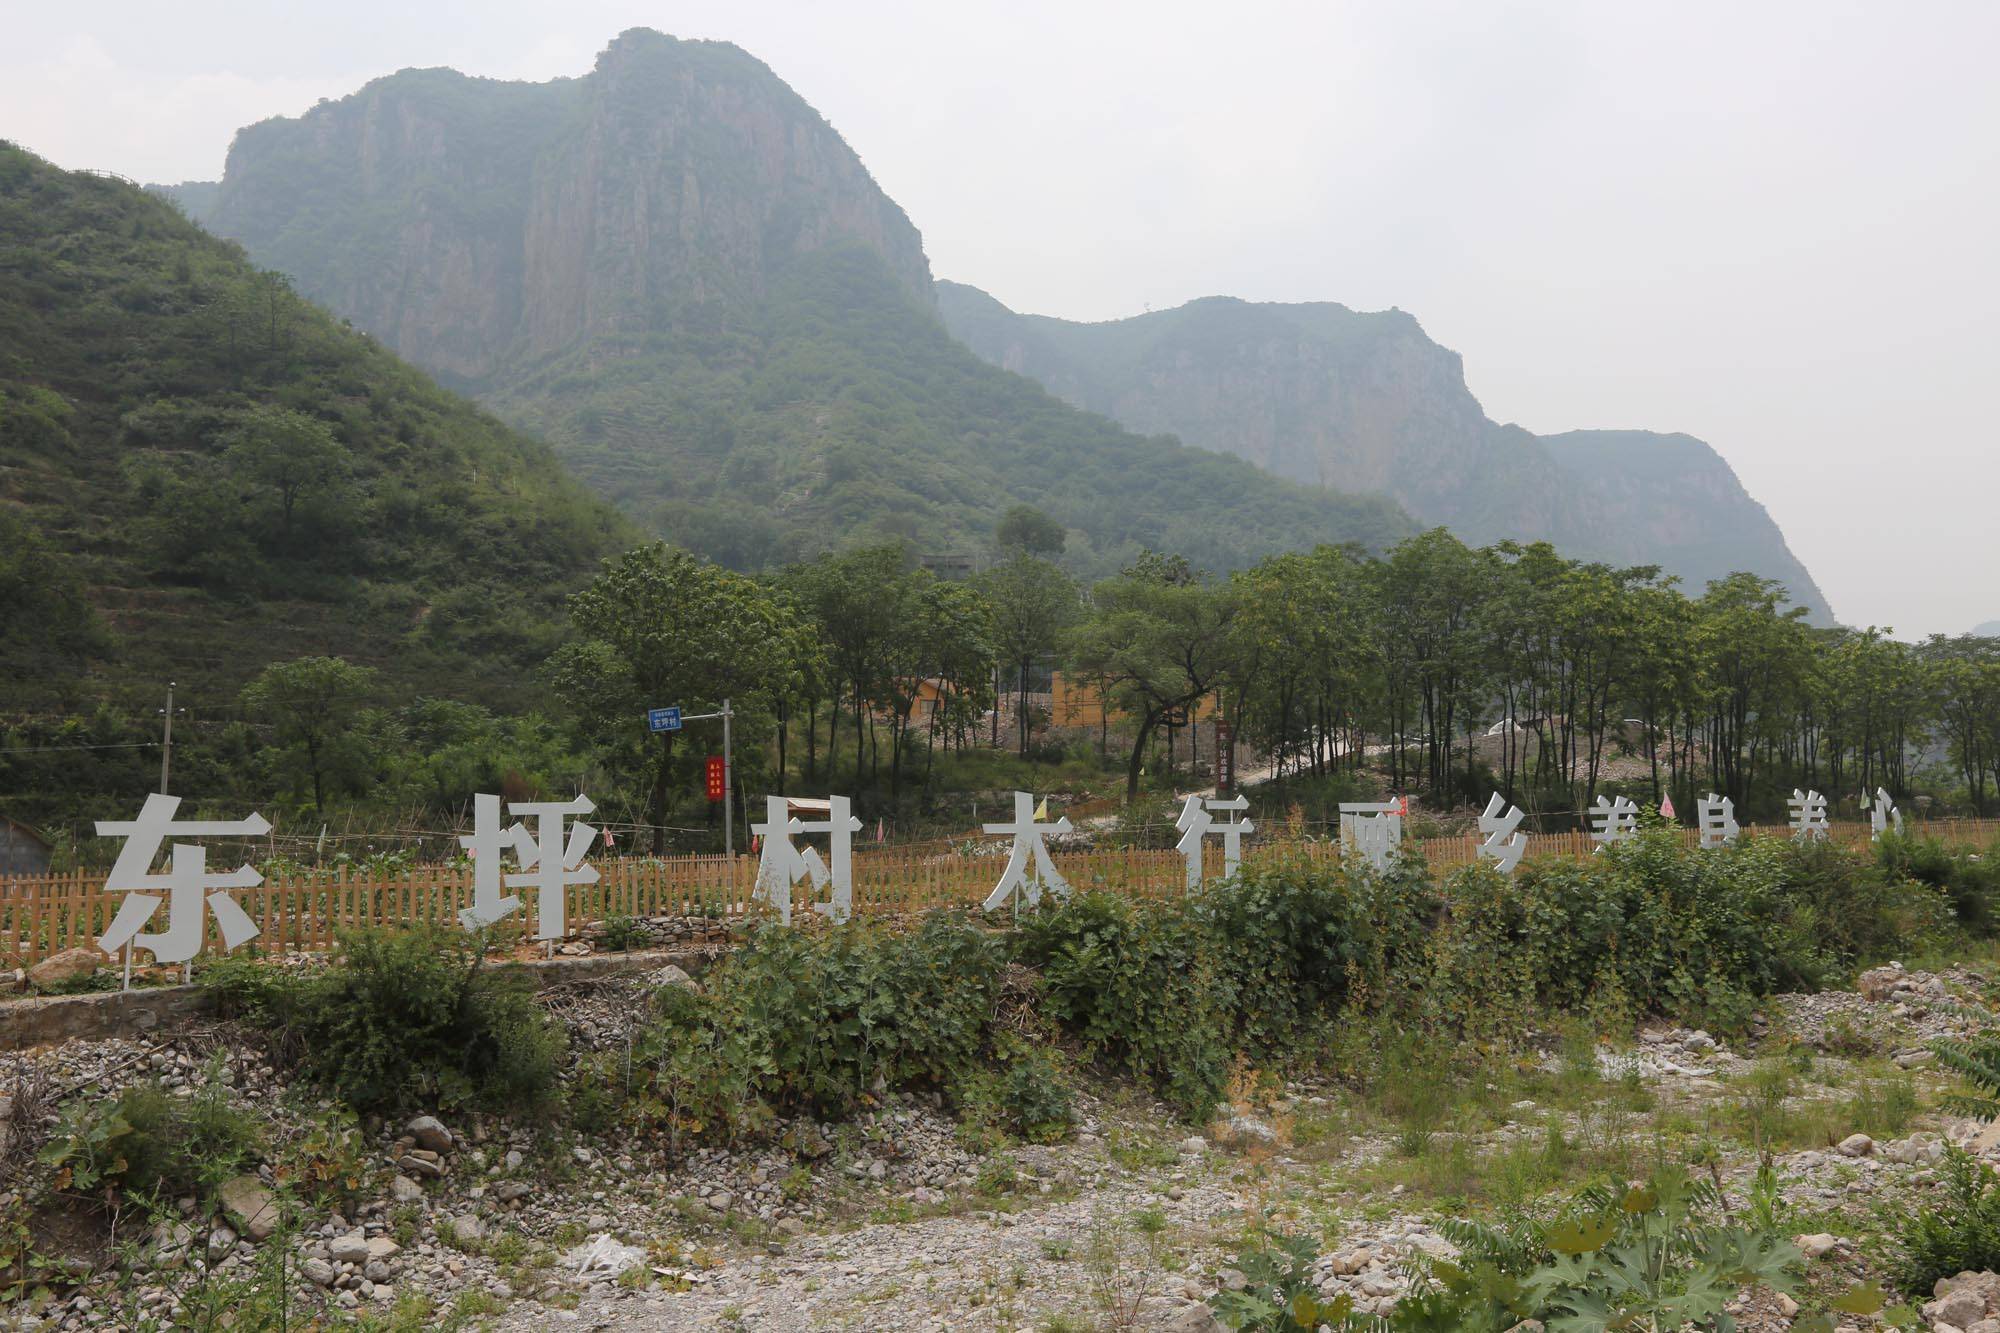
[
  {"left": 704, "top": 755, "right": 726, "bottom": 802},
  {"left": 1214, "top": 720, "right": 1235, "bottom": 793}
]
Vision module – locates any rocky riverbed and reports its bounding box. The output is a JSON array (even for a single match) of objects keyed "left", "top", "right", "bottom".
[{"left": 0, "top": 960, "right": 1994, "bottom": 1331}]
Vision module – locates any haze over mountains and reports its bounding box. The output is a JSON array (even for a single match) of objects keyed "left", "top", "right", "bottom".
[
  {"left": 166, "top": 30, "right": 1409, "bottom": 577},
  {"left": 156, "top": 26, "right": 1824, "bottom": 612},
  {"left": 936, "top": 285, "right": 1830, "bottom": 618}
]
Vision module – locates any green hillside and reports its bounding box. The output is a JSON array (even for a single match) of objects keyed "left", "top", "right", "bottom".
[
  {"left": 0, "top": 143, "right": 633, "bottom": 718},
  {"left": 493, "top": 243, "right": 1416, "bottom": 573}
]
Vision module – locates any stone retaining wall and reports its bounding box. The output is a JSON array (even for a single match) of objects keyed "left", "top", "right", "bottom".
[{"left": 0, "top": 949, "right": 709, "bottom": 1051}]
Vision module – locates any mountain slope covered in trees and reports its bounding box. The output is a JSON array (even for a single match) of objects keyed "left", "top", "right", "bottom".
[
  {"left": 0, "top": 143, "right": 634, "bottom": 717},
  {"left": 937, "top": 283, "right": 1831, "bottom": 619},
  {"left": 180, "top": 28, "right": 1414, "bottom": 575}
]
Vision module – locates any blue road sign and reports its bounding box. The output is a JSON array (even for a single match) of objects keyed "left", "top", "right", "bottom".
[{"left": 647, "top": 706, "right": 683, "bottom": 733}]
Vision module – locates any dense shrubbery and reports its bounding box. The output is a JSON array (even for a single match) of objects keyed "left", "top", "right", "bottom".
[
  {"left": 203, "top": 928, "right": 566, "bottom": 1116},
  {"left": 39, "top": 1064, "right": 261, "bottom": 1203},
  {"left": 1891, "top": 1148, "right": 2000, "bottom": 1297},
  {"left": 616, "top": 916, "right": 1072, "bottom": 1146},
  {"left": 1013, "top": 829, "right": 1977, "bottom": 1118},
  {"left": 1214, "top": 1169, "right": 1822, "bottom": 1332},
  {"left": 200, "top": 831, "right": 1987, "bottom": 1142},
  {"left": 1431, "top": 829, "right": 1962, "bottom": 1034},
  {"left": 1878, "top": 831, "right": 2000, "bottom": 936},
  {"left": 1014, "top": 891, "right": 1234, "bottom": 1117}
]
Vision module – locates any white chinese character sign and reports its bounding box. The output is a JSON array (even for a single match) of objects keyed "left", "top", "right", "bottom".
[
  {"left": 1589, "top": 795, "right": 1638, "bottom": 852},
  {"left": 1698, "top": 793, "right": 1740, "bottom": 849},
  {"left": 1871, "top": 788, "right": 1902, "bottom": 839},
  {"left": 1175, "top": 794, "right": 1254, "bottom": 892},
  {"left": 457, "top": 792, "right": 599, "bottom": 940},
  {"left": 509, "top": 796, "right": 600, "bottom": 941},
  {"left": 1788, "top": 789, "right": 1831, "bottom": 842},
  {"left": 752, "top": 796, "right": 862, "bottom": 925},
  {"left": 1476, "top": 793, "right": 1528, "bottom": 874},
  {"left": 96, "top": 794, "right": 271, "bottom": 965},
  {"left": 458, "top": 792, "right": 532, "bottom": 931},
  {"left": 981, "top": 792, "right": 1073, "bottom": 912},
  {"left": 1339, "top": 800, "right": 1402, "bottom": 872}
]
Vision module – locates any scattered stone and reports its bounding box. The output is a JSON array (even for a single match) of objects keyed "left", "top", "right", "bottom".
[
  {"left": 328, "top": 1230, "right": 370, "bottom": 1264},
  {"left": 1835, "top": 1133, "right": 1875, "bottom": 1158},
  {"left": 1794, "top": 1233, "right": 1840, "bottom": 1260},
  {"left": 390, "top": 1174, "right": 424, "bottom": 1203},
  {"left": 301, "top": 1258, "right": 336, "bottom": 1287},
  {"left": 218, "top": 1174, "right": 279, "bottom": 1241},
  {"left": 565, "top": 1233, "right": 646, "bottom": 1281},
  {"left": 1857, "top": 964, "right": 1908, "bottom": 1001},
  {"left": 406, "top": 1115, "right": 454, "bottom": 1154},
  {"left": 27, "top": 946, "right": 101, "bottom": 988},
  {"left": 1211, "top": 1115, "right": 1278, "bottom": 1149}
]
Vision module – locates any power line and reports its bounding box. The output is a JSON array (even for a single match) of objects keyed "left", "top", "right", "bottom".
[{"left": 0, "top": 741, "right": 159, "bottom": 755}]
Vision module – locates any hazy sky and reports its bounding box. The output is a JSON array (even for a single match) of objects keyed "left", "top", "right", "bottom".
[{"left": 6, "top": 1, "right": 1996, "bottom": 635}]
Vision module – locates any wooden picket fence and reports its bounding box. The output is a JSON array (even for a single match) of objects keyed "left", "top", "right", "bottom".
[{"left": 2, "top": 818, "right": 1995, "bottom": 970}]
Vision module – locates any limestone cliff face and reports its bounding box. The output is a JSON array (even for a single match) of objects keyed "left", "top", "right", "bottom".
[
  {"left": 937, "top": 282, "right": 1832, "bottom": 619},
  {"left": 182, "top": 31, "right": 1417, "bottom": 577},
  {"left": 206, "top": 29, "right": 933, "bottom": 384}
]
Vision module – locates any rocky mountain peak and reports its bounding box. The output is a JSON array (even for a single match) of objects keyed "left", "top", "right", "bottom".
[{"left": 204, "top": 31, "right": 932, "bottom": 383}]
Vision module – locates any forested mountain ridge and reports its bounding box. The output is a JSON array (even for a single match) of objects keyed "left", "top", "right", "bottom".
[
  {"left": 937, "top": 282, "right": 1832, "bottom": 619},
  {"left": 0, "top": 143, "right": 634, "bottom": 716},
  {"left": 180, "top": 28, "right": 1415, "bottom": 574}
]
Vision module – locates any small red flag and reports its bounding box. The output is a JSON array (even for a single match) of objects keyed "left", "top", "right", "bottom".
[{"left": 1659, "top": 793, "right": 1676, "bottom": 819}]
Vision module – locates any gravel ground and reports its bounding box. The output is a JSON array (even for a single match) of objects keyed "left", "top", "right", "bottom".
[{"left": 1, "top": 961, "right": 1995, "bottom": 1331}]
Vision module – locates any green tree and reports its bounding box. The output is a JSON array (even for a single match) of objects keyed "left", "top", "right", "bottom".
[
  {"left": 995, "top": 504, "right": 1067, "bottom": 556},
  {"left": 1068, "top": 554, "right": 1239, "bottom": 800},
  {"left": 974, "top": 554, "right": 1080, "bottom": 755},
  {"left": 219, "top": 405, "right": 355, "bottom": 551},
  {"left": 789, "top": 545, "right": 917, "bottom": 788},
  {"left": 240, "top": 656, "right": 378, "bottom": 813},
  {"left": 1231, "top": 545, "right": 1376, "bottom": 784},
  {"left": 547, "top": 544, "right": 804, "bottom": 851}
]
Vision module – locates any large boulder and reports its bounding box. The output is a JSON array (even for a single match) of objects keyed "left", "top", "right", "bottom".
[
  {"left": 1857, "top": 964, "right": 1909, "bottom": 1001},
  {"left": 327, "top": 1229, "right": 370, "bottom": 1263},
  {"left": 405, "top": 1115, "right": 453, "bottom": 1154},
  {"left": 218, "top": 1174, "right": 279, "bottom": 1241},
  {"left": 1925, "top": 1272, "right": 2000, "bottom": 1331},
  {"left": 27, "top": 947, "right": 101, "bottom": 988}
]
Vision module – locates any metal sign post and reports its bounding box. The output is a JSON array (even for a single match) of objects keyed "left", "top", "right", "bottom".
[{"left": 655, "top": 700, "right": 734, "bottom": 858}]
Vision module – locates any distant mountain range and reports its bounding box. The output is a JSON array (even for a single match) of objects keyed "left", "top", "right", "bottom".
[
  {"left": 154, "top": 27, "right": 1826, "bottom": 612},
  {"left": 937, "top": 285, "right": 1831, "bottom": 618},
  {"left": 160, "top": 30, "right": 1411, "bottom": 577},
  {"left": 1976, "top": 621, "right": 2000, "bottom": 638}
]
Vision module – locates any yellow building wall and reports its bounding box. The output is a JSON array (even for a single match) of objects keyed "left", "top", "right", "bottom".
[{"left": 1050, "top": 674, "right": 1218, "bottom": 728}]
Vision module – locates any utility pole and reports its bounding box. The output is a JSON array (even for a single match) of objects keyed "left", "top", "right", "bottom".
[
  {"left": 674, "top": 700, "right": 737, "bottom": 857},
  {"left": 158, "top": 681, "right": 182, "bottom": 794},
  {"left": 721, "top": 698, "right": 734, "bottom": 860}
]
